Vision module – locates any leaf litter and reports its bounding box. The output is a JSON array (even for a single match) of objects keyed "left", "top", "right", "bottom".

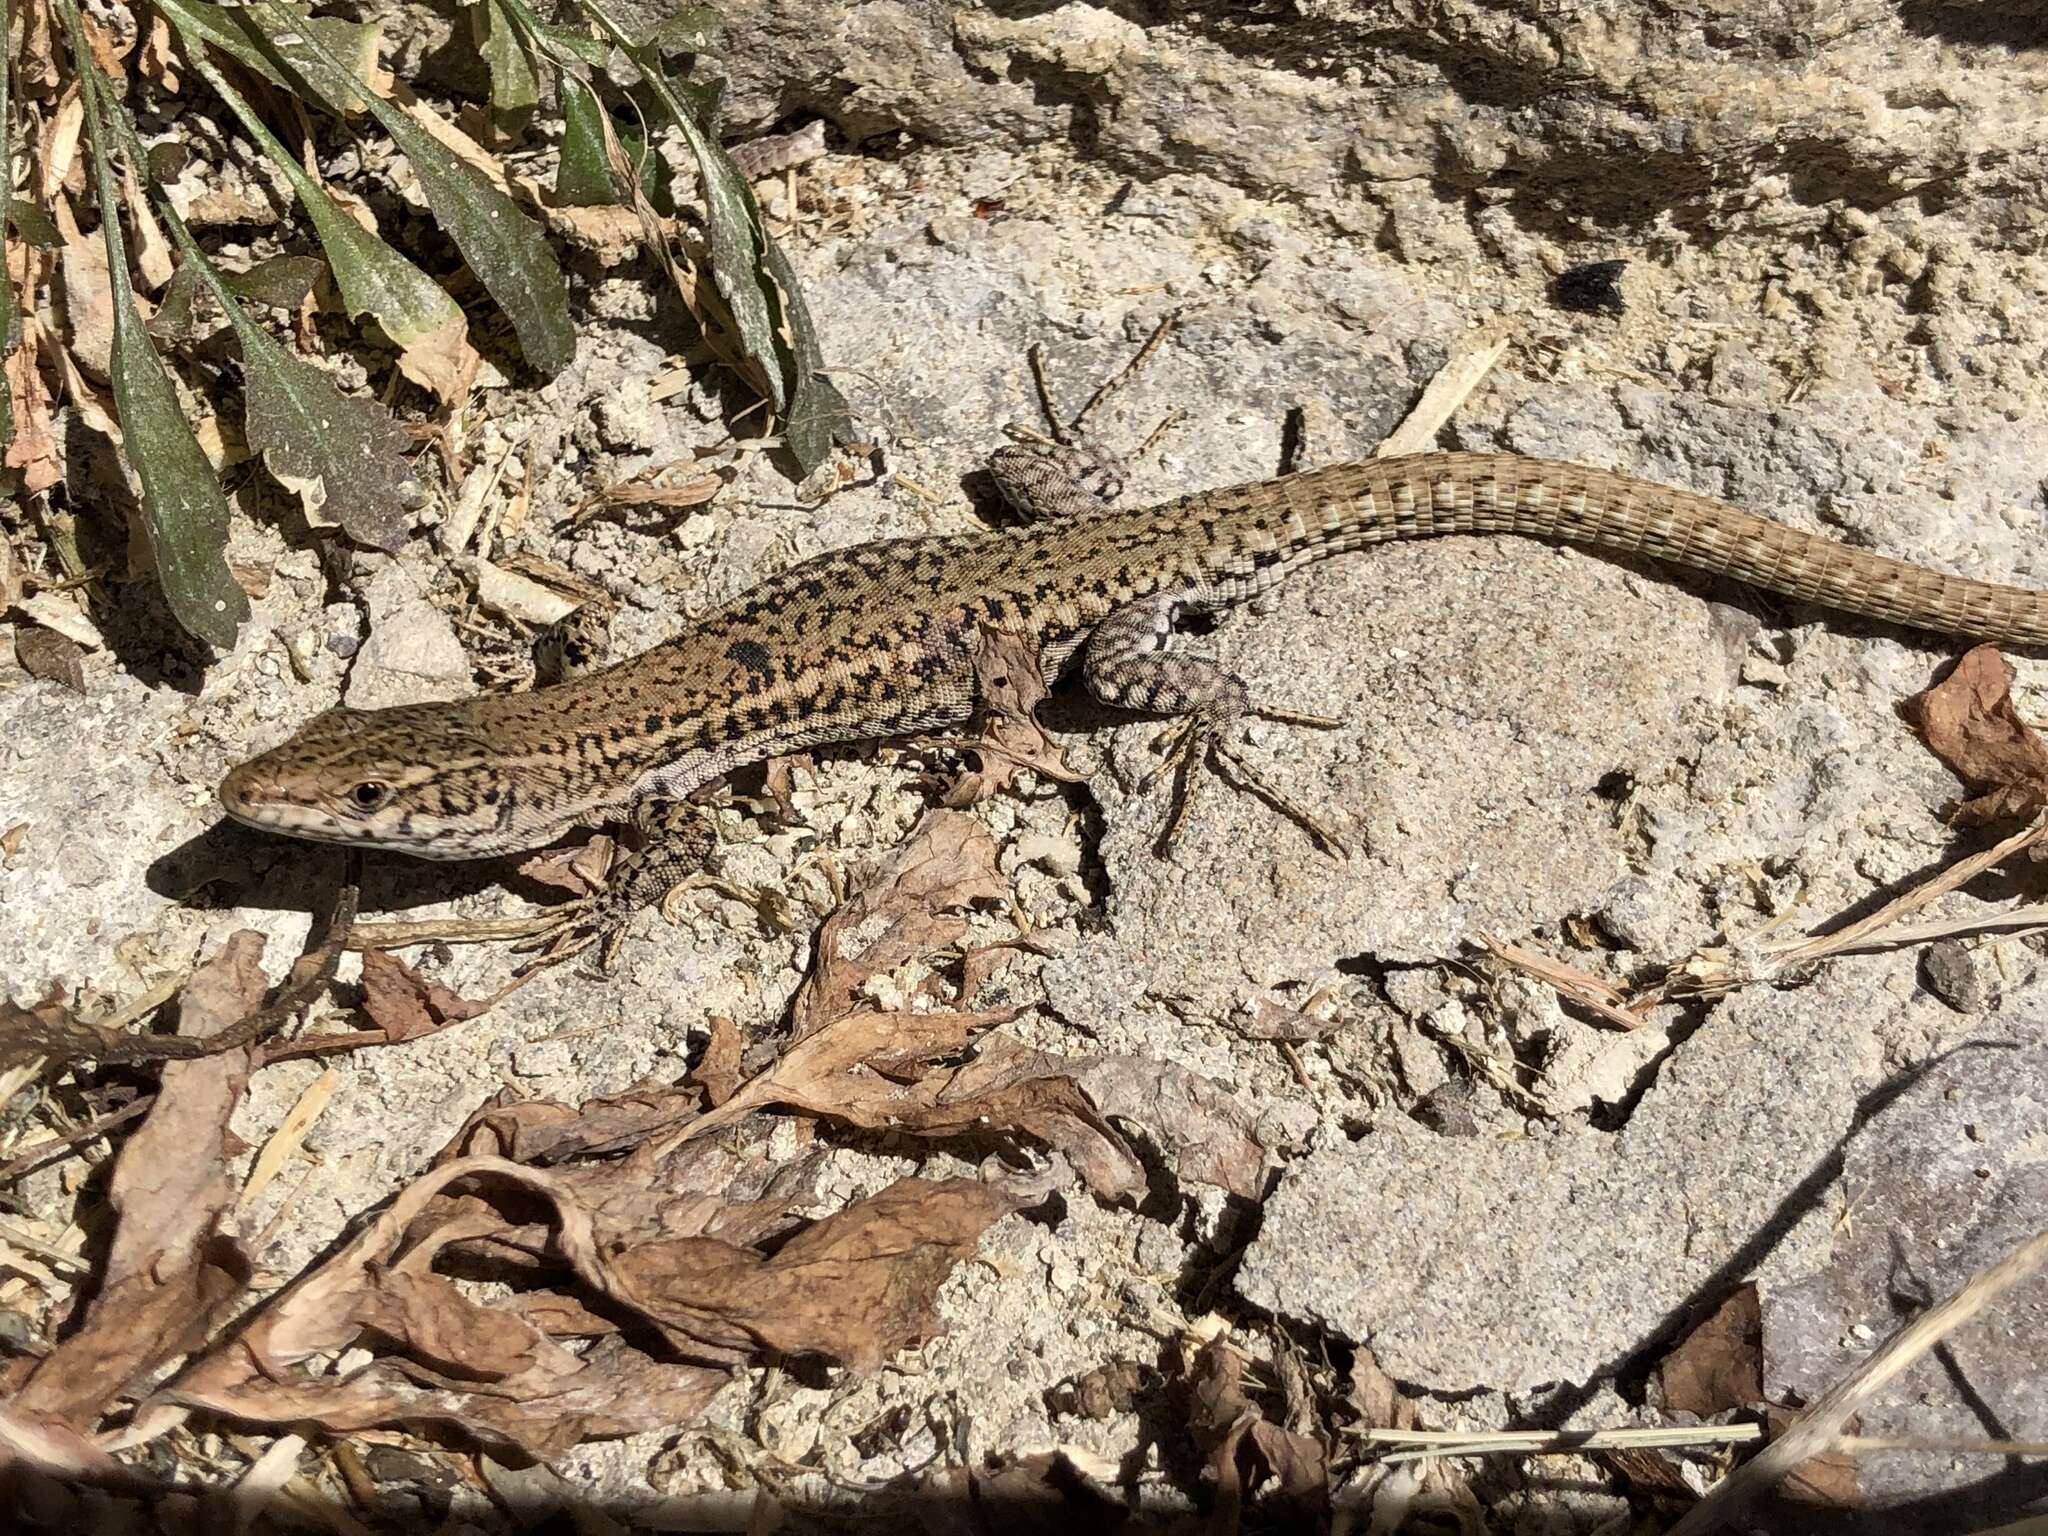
[{"left": 0, "top": 808, "right": 1272, "bottom": 1497}]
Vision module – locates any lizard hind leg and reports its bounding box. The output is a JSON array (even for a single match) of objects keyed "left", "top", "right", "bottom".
[
  {"left": 1082, "top": 594, "right": 1347, "bottom": 858},
  {"left": 989, "top": 312, "right": 1187, "bottom": 522}
]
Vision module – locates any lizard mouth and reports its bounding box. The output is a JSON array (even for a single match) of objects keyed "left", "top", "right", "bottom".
[{"left": 217, "top": 766, "right": 354, "bottom": 844}]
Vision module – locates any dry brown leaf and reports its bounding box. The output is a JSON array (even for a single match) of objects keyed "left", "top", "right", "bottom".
[
  {"left": 1180, "top": 1333, "right": 1328, "bottom": 1529},
  {"left": 390, "top": 308, "right": 482, "bottom": 406},
  {"left": 1902, "top": 644, "right": 2048, "bottom": 836},
  {"left": 939, "top": 625, "right": 1087, "bottom": 808},
  {"left": 13, "top": 933, "right": 267, "bottom": 1426},
  {"left": 359, "top": 949, "right": 492, "bottom": 1042},
  {"left": 761, "top": 753, "right": 803, "bottom": 819},
  {"left": 1347, "top": 1346, "right": 1425, "bottom": 1436},
  {"left": 566, "top": 457, "right": 727, "bottom": 526},
  {"left": 690, "top": 1015, "right": 742, "bottom": 1108},
  {"left": 1653, "top": 1285, "right": 1763, "bottom": 1418},
  {"left": 909, "top": 1449, "right": 1132, "bottom": 1535},
  {"left": 39, "top": 87, "right": 84, "bottom": 204},
  {"left": 137, "top": 12, "right": 179, "bottom": 92},
  {"left": 56, "top": 200, "right": 115, "bottom": 380},
  {"left": 1760, "top": 1403, "right": 1861, "bottom": 1509},
  {"left": 452, "top": 1081, "right": 705, "bottom": 1166},
  {"left": 596, "top": 1175, "right": 1023, "bottom": 1370},
  {"left": 148, "top": 1155, "right": 1013, "bottom": 1456},
  {"left": 544, "top": 201, "right": 647, "bottom": 267},
  {"left": 517, "top": 833, "right": 614, "bottom": 897},
  {"left": 15, "top": 0, "right": 59, "bottom": 93},
  {"left": 1049, "top": 1359, "right": 1152, "bottom": 1421},
  {"left": 4, "top": 311, "right": 64, "bottom": 492},
  {"left": 1075, "top": 1055, "right": 1268, "bottom": 1199},
  {"left": 791, "top": 808, "right": 1006, "bottom": 1040},
  {"left": 14, "top": 625, "right": 86, "bottom": 692},
  {"left": 136, "top": 1156, "right": 729, "bottom": 1460}
]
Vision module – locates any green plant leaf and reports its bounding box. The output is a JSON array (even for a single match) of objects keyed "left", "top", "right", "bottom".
[
  {"left": 168, "top": 0, "right": 573, "bottom": 376},
  {"left": 7, "top": 199, "right": 59, "bottom": 247},
  {"left": 555, "top": 72, "right": 615, "bottom": 206},
  {"left": 235, "top": 318, "right": 415, "bottom": 550},
  {"left": 248, "top": 0, "right": 575, "bottom": 375},
  {"left": 150, "top": 0, "right": 379, "bottom": 100},
  {"left": 475, "top": 0, "right": 540, "bottom": 115},
  {"left": 103, "top": 55, "right": 416, "bottom": 553},
  {"left": 554, "top": 72, "right": 672, "bottom": 214},
  {"left": 64, "top": 4, "right": 245, "bottom": 647},
  {"left": 572, "top": 0, "right": 848, "bottom": 469},
  {"left": 532, "top": 19, "right": 610, "bottom": 68},
  {"left": 179, "top": 49, "right": 477, "bottom": 401}
]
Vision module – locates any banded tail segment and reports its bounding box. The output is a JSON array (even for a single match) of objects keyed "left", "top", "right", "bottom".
[{"left": 1223, "top": 451, "right": 2048, "bottom": 645}]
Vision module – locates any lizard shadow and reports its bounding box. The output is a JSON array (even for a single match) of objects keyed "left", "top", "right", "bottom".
[{"left": 145, "top": 816, "right": 599, "bottom": 924}]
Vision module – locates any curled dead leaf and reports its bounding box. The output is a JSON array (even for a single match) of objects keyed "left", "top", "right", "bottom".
[
  {"left": 358, "top": 949, "right": 491, "bottom": 1042},
  {"left": 1902, "top": 644, "right": 2048, "bottom": 840},
  {"left": 939, "top": 625, "right": 1088, "bottom": 808},
  {"left": 13, "top": 933, "right": 268, "bottom": 1427}
]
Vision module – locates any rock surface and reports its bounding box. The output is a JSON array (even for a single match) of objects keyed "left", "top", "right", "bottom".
[{"left": 3, "top": 0, "right": 2047, "bottom": 1526}]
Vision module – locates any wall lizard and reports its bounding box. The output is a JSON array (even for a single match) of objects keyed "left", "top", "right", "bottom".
[{"left": 220, "top": 443, "right": 2048, "bottom": 963}]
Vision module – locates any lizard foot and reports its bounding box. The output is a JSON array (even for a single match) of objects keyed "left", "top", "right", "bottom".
[
  {"left": 511, "top": 797, "right": 718, "bottom": 975},
  {"left": 1144, "top": 709, "right": 1348, "bottom": 859}
]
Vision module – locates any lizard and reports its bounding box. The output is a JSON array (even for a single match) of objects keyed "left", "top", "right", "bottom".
[{"left": 218, "top": 425, "right": 2048, "bottom": 966}]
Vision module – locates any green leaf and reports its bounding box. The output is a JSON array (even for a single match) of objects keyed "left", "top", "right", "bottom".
[
  {"left": 102, "top": 53, "right": 416, "bottom": 554},
  {"left": 151, "top": 0, "right": 379, "bottom": 100},
  {"left": 235, "top": 316, "right": 415, "bottom": 551},
  {"left": 475, "top": 0, "right": 540, "bottom": 115},
  {"left": 571, "top": 0, "right": 846, "bottom": 470},
  {"left": 555, "top": 74, "right": 672, "bottom": 214},
  {"left": 242, "top": 0, "right": 575, "bottom": 375},
  {"left": 7, "top": 197, "right": 55, "bottom": 247},
  {"left": 181, "top": 50, "right": 476, "bottom": 400},
  {"left": 224, "top": 253, "right": 326, "bottom": 310},
  {"left": 65, "top": 6, "right": 245, "bottom": 647},
  {"left": 532, "top": 19, "right": 610, "bottom": 68},
  {"left": 555, "top": 73, "right": 616, "bottom": 206}
]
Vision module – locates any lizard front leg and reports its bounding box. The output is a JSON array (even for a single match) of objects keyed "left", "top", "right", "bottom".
[
  {"left": 1083, "top": 594, "right": 1346, "bottom": 856},
  {"left": 516, "top": 796, "right": 718, "bottom": 972}
]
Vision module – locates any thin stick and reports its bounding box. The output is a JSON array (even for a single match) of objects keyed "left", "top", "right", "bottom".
[
  {"left": 1669, "top": 1225, "right": 2048, "bottom": 1535},
  {"left": 1025, "top": 343, "right": 1068, "bottom": 444},
  {"left": 1769, "top": 812, "right": 2048, "bottom": 971},
  {"left": 0, "top": 1095, "right": 153, "bottom": 1185}
]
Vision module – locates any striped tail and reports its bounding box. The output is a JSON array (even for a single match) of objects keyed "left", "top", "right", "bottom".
[{"left": 1227, "top": 451, "right": 2048, "bottom": 645}]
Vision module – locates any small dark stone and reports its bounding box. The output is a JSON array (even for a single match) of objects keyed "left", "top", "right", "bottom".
[
  {"left": 1553, "top": 259, "right": 1629, "bottom": 315},
  {"left": 1920, "top": 938, "right": 1993, "bottom": 1013},
  {"left": 1411, "top": 1078, "right": 1482, "bottom": 1137}
]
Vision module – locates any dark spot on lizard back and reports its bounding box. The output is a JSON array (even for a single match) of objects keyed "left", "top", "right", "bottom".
[{"left": 726, "top": 638, "right": 773, "bottom": 677}]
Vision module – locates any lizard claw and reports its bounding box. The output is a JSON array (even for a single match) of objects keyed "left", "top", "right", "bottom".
[{"left": 1145, "top": 714, "right": 1349, "bottom": 859}]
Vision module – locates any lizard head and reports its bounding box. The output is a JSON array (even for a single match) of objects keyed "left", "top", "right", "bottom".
[{"left": 219, "top": 703, "right": 537, "bottom": 860}]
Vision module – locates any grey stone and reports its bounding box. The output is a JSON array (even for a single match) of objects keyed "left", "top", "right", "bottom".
[
  {"left": 1764, "top": 1037, "right": 2048, "bottom": 1523},
  {"left": 1237, "top": 981, "right": 1880, "bottom": 1390},
  {"left": 1920, "top": 938, "right": 1995, "bottom": 1015}
]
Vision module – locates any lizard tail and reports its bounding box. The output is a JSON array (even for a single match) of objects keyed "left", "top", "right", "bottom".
[{"left": 1248, "top": 451, "right": 2048, "bottom": 646}]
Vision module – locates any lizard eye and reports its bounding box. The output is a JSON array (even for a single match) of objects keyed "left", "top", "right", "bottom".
[{"left": 348, "top": 781, "right": 391, "bottom": 812}]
